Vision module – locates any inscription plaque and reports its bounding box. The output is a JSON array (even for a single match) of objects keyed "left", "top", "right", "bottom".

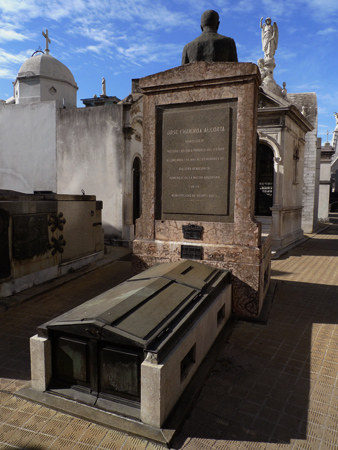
[
  {"left": 181, "top": 244, "right": 203, "bottom": 260},
  {"left": 12, "top": 214, "right": 49, "bottom": 260},
  {"left": 182, "top": 224, "right": 203, "bottom": 240},
  {"left": 157, "top": 100, "right": 237, "bottom": 222}
]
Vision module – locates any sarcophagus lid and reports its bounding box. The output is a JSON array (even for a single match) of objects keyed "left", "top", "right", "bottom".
[{"left": 39, "top": 260, "right": 230, "bottom": 361}]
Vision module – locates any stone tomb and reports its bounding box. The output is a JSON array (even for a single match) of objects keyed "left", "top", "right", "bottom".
[
  {"left": 29, "top": 260, "right": 231, "bottom": 433},
  {"left": 0, "top": 190, "right": 104, "bottom": 298},
  {"left": 133, "top": 62, "right": 271, "bottom": 318}
]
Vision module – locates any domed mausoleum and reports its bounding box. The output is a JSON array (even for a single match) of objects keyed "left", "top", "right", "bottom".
[{"left": 14, "top": 51, "right": 78, "bottom": 108}]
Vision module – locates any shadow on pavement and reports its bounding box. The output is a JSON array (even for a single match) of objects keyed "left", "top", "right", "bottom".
[
  {"left": 172, "top": 279, "right": 338, "bottom": 447},
  {"left": 0, "top": 260, "right": 132, "bottom": 383}
]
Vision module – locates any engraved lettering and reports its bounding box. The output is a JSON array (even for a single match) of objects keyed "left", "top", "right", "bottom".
[{"left": 160, "top": 101, "right": 237, "bottom": 218}]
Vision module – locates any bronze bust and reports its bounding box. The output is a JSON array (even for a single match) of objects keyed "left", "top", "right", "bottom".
[{"left": 181, "top": 10, "right": 238, "bottom": 64}]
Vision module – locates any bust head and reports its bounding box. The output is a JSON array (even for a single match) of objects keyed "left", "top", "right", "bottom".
[{"left": 200, "top": 10, "right": 220, "bottom": 33}]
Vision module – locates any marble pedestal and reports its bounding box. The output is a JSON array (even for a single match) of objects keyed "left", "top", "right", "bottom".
[{"left": 133, "top": 62, "right": 271, "bottom": 318}]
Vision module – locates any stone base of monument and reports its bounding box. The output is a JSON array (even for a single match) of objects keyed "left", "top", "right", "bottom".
[
  {"left": 133, "top": 233, "right": 271, "bottom": 318},
  {"left": 22, "top": 260, "right": 232, "bottom": 445},
  {"left": 133, "top": 62, "right": 271, "bottom": 318}
]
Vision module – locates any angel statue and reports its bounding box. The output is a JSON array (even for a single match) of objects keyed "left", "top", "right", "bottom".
[
  {"left": 260, "top": 17, "right": 278, "bottom": 60},
  {"left": 334, "top": 112, "right": 338, "bottom": 125}
]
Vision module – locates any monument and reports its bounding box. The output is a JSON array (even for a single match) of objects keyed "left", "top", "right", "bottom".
[
  {"left": 0, "top": 190, "right": 104, "bottom": 298},
  {"left": 256, "top": 16, "right": 316, "bottom": 250},
  {"left": 27, "top": 260, "right": 232, "bottom": 444},
  {"left": 133, "top": 11, "right": 271, "bottom": 318},
  {"left": 24, "top": 12, "right": 270, "bottom": 445}
]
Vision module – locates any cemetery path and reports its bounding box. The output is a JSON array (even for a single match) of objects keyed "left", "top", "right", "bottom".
[{"left": 1, "top": 220, "right": 338, "bottom": 450}]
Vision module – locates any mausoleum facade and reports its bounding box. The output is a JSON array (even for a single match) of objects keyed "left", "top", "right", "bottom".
[{"left": 0, "top": 38, "right": 143, "bottom": 243}]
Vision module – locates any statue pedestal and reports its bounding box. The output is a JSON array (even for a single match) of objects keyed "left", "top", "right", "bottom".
[{"left": 261, "top": 57, "right": 283, "bottom": 97}]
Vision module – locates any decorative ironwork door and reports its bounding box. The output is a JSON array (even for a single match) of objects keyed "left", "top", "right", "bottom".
[{"left": 255, "top": 144, "right": 274, "bottom": 216}]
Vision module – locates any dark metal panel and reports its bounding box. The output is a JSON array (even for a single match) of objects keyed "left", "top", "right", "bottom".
[
  {"left": 130, "top": 259, "right": 218, "bottom": 290},
  {"left": 115, "top": 282, "right": 197, "bottom": 339},
  {"left": 12, "top": 214, "right": 49, "bottom": 260},
  {"left": 100, "top": 346, "right": 141, "bottom": 401},
  {"left": 54, "top": 336, "right": 89, "bottom": 385},
  {"left": 97, "top": 277, "right": 172, "bottom": 325}
]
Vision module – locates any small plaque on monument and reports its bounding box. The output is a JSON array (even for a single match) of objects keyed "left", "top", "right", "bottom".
[
  {"left": 181, "top": 245, "right": 203, "bottom": 260},
  {"left": 157, "top": 100, "right": 237, "bottom": 222},
  {"left": 182, "top": 224, "right": 203, "bottom": 240}
]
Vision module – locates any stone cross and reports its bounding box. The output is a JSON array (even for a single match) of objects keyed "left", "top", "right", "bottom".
[{"left": 42, "top": 29, "right": 51, "bottom": 55}]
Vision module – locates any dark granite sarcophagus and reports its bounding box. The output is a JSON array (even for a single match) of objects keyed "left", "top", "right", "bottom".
[{"left": 32, "top": 260, "right": 232, "bottom": 428}]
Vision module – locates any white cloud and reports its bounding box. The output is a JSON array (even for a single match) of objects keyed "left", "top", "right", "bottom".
[
  {"left": 0, "top": 48, "right": 32, "bottom": 79},
  {"left": 0, "top": 28, "right": 26, "bottom": 43},
  {"left": 0, "top": 67, "right": 16, "bottom": 78},
  {"left": 317, "top": 27, "right": 337, "bottom": 35},
  {"left": 0, "top": 48, "right": 32, "bottom": 64}
]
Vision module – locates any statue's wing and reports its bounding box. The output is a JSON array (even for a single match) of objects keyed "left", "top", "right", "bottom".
[
  {"left": 261, "top": 26, "right": 264, "bottom": 51},
  {"left": 273, "top": 22, "right": 279, "bottom": 50}
]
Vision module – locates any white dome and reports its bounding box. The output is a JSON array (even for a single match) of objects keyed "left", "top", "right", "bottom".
[{"left": 17, "top": 53, "right": 77, "bottom": 88}]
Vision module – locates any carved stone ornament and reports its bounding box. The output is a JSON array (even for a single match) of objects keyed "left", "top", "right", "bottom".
[
  {"left": 49, "top": 235, "right": 66, "bottom": 256},
  {"left": 48, "top": 213, "right": 66, "bottom": 232},
  {"left": 124, "top": 126, "right": 134, "bottom": 140}
]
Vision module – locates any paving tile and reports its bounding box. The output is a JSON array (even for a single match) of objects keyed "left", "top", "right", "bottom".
[
  {"left": 0, "top": 407, "right": 16, "bottom": 423},
  {"left": 60, "top": 419, "right": 91, "bottom": 441},
  {"left": 40, "top": 417, "right": 74, "bottom": 436},
  {"left": 98, "top": 430, "right": 128, "bottom": 449},
  {"left": 72, "top": 442, "right": 94, "bottom": 450},
  {"left": 0, "top": 424, "right": 36, "bottom": 448},
  {"left": 22, "top": 415, "right": 51, "bottom": 433},
  {"left": 118, "top": 435, "right": 147, "bottom": 449},
  {"left": 5, "top": 410, "right": 32, "bottom": 427},
  {"left": 78, "top": 424, "right": 109, "bottom": 446},
  {"left": 144, "top": 441, "right": 167, "bottom": 450},
  {"left": 50, "top": 437, "right": 77, "bottom": 449}
]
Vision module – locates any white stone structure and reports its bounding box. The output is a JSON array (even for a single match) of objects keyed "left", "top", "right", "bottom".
[
  {"left": 288, "top": 94, "right": 320, "bottom": 234},
  {"left": 330, "top": 114, "right": 338, "bottom": 193},
  {"left": 0, "top": 39, "right": 143, "bottom": 242},
  {"left": 318, "top": 141, "right": 334, "bottom": 221},
  {"left": 256, "top": 18, "right": 320, "bottom": 249},
  {"left": 257, "top": 89, "right": 313, "bottom": 252}
]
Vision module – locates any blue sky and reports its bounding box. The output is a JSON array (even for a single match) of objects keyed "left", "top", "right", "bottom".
[{"left": 0, "top": 0, "right": 337, "bottom": 142}]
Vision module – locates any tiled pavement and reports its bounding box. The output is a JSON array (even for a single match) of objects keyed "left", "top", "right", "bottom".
[{"left": 1, "top": 219, "right": 338, "bottom": 450}]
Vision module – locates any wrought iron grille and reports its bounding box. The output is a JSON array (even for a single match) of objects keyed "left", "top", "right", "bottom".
[{"left": 255, "top": 144, "right": 274, "bottom": 216}]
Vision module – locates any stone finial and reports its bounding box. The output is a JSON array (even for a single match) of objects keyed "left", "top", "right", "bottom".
[
  {"left": 102, "top": 77, "right": 106, "bottom": 96},
  {"left": 181, "top": 10, "right": 238, "bottom": 64}
]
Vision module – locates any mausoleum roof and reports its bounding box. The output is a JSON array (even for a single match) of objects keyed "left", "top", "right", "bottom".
[{"left": 17, "top": 53, "right": 77, "bottom": 88}]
